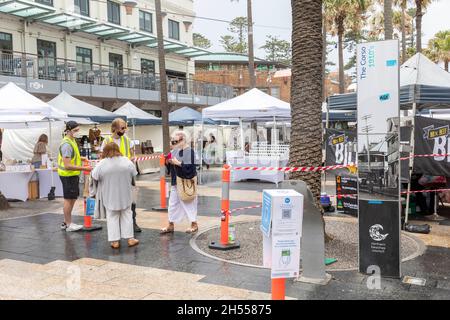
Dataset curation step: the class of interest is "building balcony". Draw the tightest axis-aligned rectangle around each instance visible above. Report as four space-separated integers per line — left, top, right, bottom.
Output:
0 51 234 105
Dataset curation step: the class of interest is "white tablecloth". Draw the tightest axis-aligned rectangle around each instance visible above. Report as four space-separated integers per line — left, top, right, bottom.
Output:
226 156 288 185
36 169 63 199
0 171 34 201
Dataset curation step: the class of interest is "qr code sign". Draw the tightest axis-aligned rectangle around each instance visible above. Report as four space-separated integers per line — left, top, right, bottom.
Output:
282 209 292 219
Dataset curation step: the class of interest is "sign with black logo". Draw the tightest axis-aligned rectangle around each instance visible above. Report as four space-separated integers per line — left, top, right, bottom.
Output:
359 199 400 278
414 116 450 177
336 175 358 216
325 128 357 175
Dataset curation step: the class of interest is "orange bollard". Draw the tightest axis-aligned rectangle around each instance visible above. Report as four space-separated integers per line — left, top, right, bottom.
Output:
209 164 240 251
271 278 286 300
152 153 168 211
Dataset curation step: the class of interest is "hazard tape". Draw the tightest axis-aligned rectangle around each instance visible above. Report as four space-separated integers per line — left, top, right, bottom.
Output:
88 154 161 164
231 164 356 172
229 204 262 213
400 153 450 161
402 188 450 194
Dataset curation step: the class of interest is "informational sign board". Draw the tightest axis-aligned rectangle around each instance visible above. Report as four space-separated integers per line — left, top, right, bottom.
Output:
261 189 303 279
359 200 400 278
414 116 450 177
357 40 401 278
325 128 357 175
336 175 358 216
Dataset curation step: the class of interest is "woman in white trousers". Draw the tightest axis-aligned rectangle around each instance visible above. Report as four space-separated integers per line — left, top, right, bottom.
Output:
160 130 198 234
92 142 139 249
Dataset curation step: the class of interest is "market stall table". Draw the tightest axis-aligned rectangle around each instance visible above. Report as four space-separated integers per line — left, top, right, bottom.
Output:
0 170 35 201
35 168 63 199
226 154 288 185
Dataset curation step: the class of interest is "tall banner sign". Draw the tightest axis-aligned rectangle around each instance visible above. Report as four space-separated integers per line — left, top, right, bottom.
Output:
414 116 450 177
325 128 357 175
357 40 401 278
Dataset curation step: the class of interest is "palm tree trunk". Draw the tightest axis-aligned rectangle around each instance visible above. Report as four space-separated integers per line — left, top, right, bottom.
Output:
247 0 256 88
415 0 423 53
291 0 330 241
401 1 406 62
384 0 393 40
337 17 345 94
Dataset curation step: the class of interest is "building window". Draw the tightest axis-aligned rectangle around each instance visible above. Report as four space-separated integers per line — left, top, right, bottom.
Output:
37 39 57 79
76 47 92 67
141 59 155 75
74 0 89 17
109 53 123 74
107 0 120 25
35 0 53 6
0 32 12 53
139 11 152 33
270 87 281 99
168 19 179 40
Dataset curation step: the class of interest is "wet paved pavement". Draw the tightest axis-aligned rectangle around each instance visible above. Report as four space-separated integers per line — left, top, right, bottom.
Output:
0 170 449 299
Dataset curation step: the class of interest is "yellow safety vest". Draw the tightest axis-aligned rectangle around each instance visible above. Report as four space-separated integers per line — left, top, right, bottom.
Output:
58 136 81 177
105 135 131 159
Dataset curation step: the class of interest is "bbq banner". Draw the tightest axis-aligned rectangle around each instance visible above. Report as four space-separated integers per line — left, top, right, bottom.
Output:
325 128 357 175
336 175 358 216
414 116 450 177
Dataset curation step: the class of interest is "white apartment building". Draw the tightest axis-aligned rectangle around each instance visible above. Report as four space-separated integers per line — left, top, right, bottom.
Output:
0 0 232 112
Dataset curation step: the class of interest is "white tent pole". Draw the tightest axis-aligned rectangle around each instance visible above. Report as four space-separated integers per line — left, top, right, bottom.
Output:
405 102 417 225
239 118 244 152
48 119 54 188
199 116 204 185
273 115 277 146
132 118 136 155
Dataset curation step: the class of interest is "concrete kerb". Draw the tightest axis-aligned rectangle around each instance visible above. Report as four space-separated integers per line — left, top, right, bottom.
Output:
190 217 427 273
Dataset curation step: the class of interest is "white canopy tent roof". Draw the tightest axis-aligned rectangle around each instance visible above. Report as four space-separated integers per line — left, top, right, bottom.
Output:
0 82 69 128
48 91 118 123
202 88 291 120
114 102 161 125
401 53 450 87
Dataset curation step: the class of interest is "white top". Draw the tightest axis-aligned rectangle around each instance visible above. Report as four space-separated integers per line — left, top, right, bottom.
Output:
91 156 138 211
202 88 291 119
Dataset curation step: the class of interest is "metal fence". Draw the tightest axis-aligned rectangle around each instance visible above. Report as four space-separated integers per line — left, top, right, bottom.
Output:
0 51 234 99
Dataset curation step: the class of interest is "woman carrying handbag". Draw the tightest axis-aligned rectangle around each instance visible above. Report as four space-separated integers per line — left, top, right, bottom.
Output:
160 130 199 235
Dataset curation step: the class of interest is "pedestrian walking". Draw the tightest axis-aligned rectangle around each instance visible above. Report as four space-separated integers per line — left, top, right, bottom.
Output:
160 130 198 234
58 121 92 232
92 142 139 249
101 118 142 233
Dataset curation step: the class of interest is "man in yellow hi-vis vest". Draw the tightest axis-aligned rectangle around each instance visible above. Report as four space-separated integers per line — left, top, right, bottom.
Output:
58 121 92 232
101 118 141 233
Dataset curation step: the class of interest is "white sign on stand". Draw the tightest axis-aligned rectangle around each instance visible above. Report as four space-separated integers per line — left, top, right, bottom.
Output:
261 189 303 279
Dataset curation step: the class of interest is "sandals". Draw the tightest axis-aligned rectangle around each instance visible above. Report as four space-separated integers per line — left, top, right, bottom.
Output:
186 223 199 234
160 225 175 234
127 238 140 247
111 241 120 249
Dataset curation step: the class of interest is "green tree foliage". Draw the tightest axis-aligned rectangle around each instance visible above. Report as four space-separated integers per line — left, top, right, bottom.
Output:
220 16 248 53
260 35 292 65
193 33 212 49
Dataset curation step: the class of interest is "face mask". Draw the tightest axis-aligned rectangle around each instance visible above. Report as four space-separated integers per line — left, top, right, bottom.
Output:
117 131 125 137
73 132 82 139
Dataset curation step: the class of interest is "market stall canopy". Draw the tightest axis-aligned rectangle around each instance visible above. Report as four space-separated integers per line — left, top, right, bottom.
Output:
328 53 450 110
48 91 119 123
321 102 356 122
202 88 290 119
0 82 54 123
169 106 216 125
114 102 161 125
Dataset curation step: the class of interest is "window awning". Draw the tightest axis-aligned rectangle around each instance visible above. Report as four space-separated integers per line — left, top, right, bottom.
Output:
38 13 96 29
0 0 54 18
0 0 211 58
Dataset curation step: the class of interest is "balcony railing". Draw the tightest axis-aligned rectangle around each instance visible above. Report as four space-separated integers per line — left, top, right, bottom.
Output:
0 51 234 99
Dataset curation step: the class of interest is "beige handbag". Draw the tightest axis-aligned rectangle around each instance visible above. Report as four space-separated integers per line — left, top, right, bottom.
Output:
176 176 197 202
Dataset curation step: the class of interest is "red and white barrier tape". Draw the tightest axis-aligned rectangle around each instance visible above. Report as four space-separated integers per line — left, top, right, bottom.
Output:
402 188 450 194
229 204 262 213
89 154 161 164
232 164 355 172
400 153 450 161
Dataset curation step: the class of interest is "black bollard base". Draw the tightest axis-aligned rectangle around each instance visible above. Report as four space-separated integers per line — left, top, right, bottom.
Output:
82 225 102 232
208 240 240 251
152 206 168 212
